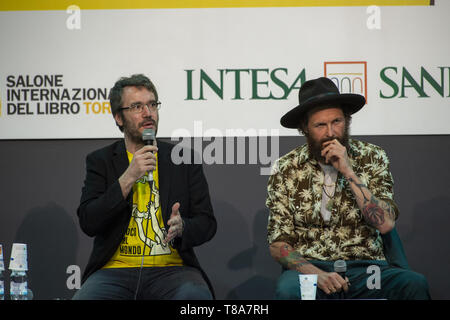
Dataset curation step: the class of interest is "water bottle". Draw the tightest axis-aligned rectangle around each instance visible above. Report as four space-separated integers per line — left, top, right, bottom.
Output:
9 243 29 300
0 270 4 300
0 244 5 300
10 270 28 300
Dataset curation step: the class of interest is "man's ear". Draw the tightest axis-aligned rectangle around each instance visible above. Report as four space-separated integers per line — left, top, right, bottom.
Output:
114 112 123 127
301 121 309 135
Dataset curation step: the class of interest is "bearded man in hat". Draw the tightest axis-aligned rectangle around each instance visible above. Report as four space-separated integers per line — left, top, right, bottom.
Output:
266 77 430 300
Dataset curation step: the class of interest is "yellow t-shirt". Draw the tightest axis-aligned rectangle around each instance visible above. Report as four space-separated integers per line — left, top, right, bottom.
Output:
103 151 183 268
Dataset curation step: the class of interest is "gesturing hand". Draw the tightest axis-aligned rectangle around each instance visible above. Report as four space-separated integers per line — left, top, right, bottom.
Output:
164 202 184 244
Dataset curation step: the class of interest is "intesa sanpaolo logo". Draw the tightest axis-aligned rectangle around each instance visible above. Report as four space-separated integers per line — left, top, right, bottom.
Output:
324 61 368 103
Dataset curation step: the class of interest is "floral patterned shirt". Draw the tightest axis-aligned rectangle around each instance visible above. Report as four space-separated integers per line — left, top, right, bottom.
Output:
266 139 399 261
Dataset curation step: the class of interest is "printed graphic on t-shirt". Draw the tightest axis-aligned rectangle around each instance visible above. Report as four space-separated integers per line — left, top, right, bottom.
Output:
128 176 171 256
103 152 183 268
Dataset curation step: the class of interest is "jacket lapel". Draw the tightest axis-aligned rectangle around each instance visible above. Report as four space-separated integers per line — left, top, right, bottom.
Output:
157 140 172 223
112 140 133 207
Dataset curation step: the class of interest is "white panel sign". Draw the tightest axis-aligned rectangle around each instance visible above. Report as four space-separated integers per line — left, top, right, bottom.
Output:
0 2 448 139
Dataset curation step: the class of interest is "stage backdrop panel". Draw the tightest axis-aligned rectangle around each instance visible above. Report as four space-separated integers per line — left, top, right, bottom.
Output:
1 1 449 139
0 136 449 300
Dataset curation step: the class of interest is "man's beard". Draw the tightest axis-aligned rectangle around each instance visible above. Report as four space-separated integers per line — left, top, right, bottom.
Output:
306 126 350 164
122 116 158 145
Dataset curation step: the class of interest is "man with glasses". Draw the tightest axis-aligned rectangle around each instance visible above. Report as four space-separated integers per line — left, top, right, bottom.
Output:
73 74 216 300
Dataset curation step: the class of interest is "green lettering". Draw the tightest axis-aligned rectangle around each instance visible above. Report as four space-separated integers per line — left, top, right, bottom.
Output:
379 67 399 99
287 69 306 96
270 68 289 99
401 67 427 98
185 69 195 100
200 69 224 100
225 69 250 100
251 69 270 99
420 67 445 97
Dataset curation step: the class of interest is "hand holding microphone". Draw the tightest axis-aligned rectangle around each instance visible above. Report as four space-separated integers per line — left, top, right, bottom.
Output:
317 260 350 296
118 129 157 198
127 143 157 182
333 260 350 298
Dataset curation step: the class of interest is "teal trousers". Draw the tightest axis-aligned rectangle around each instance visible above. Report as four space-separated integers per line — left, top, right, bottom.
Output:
276 260 431 300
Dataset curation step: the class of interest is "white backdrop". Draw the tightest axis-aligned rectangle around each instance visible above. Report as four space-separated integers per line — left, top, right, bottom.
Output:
0 1 448 139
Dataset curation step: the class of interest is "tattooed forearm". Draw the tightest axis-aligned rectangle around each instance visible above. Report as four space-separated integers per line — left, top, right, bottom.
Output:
278 244 312 270
362 195 385 227
270 242 325 274
347 177 370 202
347 177 395 229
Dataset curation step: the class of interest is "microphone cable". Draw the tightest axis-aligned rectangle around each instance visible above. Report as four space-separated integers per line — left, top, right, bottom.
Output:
133 177 154 300
134 128 156 300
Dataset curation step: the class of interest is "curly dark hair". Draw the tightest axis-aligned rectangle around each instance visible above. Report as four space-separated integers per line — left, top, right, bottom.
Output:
108 74 159 132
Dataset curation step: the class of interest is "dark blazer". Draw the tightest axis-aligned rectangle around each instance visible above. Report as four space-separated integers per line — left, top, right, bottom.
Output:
77 139 217 296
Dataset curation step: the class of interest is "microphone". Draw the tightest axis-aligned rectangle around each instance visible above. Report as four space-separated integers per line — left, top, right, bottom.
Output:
142 128 155 145
142 128 155 182
333 259 347 299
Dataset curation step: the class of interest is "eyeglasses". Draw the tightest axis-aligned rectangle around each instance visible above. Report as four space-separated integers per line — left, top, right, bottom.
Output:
120 101 161 113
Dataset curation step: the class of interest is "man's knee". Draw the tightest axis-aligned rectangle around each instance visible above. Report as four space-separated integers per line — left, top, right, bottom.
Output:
275 270 301 300
391 270 431 300
173 282 212 300
405 272 430 299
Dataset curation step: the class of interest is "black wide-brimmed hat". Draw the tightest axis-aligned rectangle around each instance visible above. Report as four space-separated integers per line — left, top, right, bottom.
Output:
280 77 366 129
